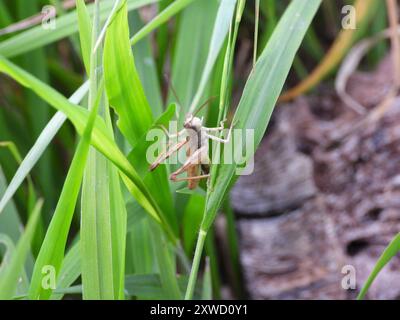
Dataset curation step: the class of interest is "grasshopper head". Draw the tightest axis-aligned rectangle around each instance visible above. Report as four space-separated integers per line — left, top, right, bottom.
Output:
184 114 203 130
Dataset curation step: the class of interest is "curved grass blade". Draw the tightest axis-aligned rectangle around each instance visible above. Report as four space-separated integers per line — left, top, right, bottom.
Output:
357 233 400 300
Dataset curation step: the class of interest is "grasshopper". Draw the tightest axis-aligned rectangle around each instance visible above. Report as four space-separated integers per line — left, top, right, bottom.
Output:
149 105 233 190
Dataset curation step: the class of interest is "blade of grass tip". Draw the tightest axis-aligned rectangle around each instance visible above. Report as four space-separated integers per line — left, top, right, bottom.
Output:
130 0 197 46
28 74 103 300
188 0 237 114
0 199 43 300
0 0 160 58
0 82 89 215
186 0 322 300
358 233 400 300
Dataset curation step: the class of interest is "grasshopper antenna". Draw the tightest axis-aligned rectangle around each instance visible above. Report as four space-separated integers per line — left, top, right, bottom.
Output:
193 96 218 116
164 73 183 119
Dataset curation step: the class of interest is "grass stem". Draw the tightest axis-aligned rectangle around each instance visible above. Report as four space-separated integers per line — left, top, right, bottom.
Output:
185 229 207 300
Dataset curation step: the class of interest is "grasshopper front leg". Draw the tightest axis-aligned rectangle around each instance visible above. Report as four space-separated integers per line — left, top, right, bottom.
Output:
149 139 188 171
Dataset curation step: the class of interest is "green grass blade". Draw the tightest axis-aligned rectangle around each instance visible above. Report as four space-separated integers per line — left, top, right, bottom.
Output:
80 0 114 300
104 1 153 146
129 10 163 116
130 0 196 46
149 221 182 299
188 0 236 113
28 67 104 300
203 0 322 231
169 0 219 118
0 167 26 245
357 233 400 300
0 234 29 296
104 0 176 234
182 194 204 254
76 0 92 74
186 0 322 300
0 83 89 216
51 240 81 300
201 257 212 300
0 0 160 58
0 56 172 241
0 199 43 300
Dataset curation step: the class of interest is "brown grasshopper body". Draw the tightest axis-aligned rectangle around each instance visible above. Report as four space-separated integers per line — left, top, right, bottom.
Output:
149 114 232 190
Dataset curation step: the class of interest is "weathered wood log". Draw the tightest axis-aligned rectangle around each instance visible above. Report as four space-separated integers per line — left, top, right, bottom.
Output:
232 56 400 299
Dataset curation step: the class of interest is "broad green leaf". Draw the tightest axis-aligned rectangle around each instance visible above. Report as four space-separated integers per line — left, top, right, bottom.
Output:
358 233 400 300
0 200 42 300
